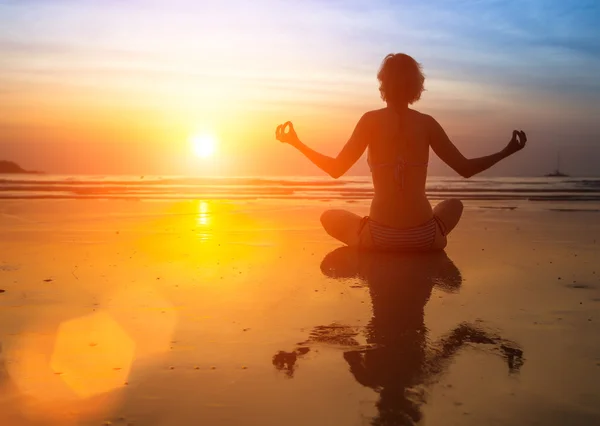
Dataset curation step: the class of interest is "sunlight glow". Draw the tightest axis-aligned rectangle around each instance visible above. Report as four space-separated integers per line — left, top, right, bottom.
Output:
196 200 211 241
191 134 217 159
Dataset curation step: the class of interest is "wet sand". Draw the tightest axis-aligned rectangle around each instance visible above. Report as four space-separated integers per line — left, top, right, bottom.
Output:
1 199 599 425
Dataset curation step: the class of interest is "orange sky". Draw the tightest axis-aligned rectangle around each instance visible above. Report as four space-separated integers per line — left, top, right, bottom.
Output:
1 0 599 176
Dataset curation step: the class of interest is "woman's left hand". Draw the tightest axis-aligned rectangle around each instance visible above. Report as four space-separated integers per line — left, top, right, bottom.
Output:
502 130 527 157
275 121 300 145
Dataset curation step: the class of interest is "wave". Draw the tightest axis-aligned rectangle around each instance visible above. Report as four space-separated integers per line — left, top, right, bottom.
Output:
1 175 600 202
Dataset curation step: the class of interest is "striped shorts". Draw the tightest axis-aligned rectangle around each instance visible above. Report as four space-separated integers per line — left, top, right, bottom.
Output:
359 216 446 251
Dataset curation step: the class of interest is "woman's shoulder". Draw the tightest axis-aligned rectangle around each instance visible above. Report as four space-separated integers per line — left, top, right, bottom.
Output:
407 107 429 118
411 109 435 123
366 107 430 118
355 109 385 130
362 108 386 119
361 108 391 126
362 108 436 130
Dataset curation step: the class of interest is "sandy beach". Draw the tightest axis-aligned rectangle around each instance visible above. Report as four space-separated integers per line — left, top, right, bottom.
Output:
2 0 599 423
1 198 599 425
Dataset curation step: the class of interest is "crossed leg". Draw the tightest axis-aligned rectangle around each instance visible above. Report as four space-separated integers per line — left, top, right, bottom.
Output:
320 209 364 247
320 198 464 250
430 198 464 250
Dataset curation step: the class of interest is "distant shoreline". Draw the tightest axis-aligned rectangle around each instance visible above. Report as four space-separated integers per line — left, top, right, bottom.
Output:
0 171 44 175
0 160 43 174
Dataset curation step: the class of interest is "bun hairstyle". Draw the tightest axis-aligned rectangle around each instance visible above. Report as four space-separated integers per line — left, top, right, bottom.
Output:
377 53 425 105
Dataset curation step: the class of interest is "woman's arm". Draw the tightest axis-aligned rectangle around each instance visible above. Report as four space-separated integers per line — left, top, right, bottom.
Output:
427 115 527 178
275 115 370 179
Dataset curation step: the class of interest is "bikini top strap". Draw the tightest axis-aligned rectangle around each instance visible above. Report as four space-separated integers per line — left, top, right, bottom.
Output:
368 109 428 190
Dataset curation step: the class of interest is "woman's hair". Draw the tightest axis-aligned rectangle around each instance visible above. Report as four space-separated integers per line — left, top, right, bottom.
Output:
377 53 425 105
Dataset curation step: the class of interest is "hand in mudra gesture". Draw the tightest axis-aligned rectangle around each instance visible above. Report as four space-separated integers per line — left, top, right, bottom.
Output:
503 130 527 156
275 121 300 145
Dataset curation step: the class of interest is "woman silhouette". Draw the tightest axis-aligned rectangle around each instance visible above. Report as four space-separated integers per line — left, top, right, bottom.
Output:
275 53 527 250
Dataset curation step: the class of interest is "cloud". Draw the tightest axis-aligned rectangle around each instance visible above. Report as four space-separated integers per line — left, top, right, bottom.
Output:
1 0 599 174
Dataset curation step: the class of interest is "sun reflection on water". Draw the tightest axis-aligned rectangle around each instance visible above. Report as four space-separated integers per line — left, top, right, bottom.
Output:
196 200 211 241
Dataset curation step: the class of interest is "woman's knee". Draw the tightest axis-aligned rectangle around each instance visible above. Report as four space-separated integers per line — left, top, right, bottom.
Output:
447 198 464 217
435 198 463 215
434 198 464 235
319 209 362 245
320 209 337 228
320 209 345 236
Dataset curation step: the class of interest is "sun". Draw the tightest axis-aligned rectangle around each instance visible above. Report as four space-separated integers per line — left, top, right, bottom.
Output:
191 134 217 158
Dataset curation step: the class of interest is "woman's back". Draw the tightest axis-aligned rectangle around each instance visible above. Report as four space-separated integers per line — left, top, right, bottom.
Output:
274 52 527 249
368 107 433 228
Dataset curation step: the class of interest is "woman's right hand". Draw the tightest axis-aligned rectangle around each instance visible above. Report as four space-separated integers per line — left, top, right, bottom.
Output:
502 130 527 157
275 121 300 146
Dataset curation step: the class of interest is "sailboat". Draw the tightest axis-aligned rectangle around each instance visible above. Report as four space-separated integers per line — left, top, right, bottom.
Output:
545 149 569 177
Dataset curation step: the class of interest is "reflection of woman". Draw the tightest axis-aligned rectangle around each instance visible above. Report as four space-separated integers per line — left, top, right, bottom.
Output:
275 53 527 250
275 248 524 425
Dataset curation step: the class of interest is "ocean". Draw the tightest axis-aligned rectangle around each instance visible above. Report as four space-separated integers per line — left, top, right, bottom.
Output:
1 175 600 202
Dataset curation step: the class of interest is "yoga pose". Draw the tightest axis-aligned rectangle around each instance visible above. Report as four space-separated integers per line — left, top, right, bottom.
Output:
275 53 527 250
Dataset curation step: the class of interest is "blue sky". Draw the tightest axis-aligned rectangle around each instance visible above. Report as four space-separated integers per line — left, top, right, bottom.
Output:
1 0 599 175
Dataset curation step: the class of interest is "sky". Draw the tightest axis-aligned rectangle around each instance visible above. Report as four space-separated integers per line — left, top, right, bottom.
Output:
1 0 599 176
